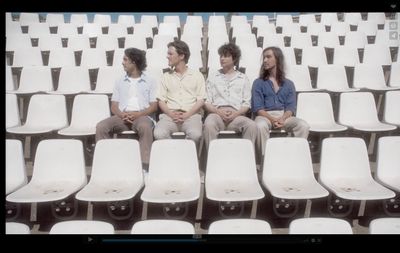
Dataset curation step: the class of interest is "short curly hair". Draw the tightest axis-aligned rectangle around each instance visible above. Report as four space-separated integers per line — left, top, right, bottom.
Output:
218 43 241 66
124 47 147 72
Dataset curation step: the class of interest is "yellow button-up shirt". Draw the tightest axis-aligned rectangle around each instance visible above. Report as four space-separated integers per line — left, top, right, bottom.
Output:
157 68 206 112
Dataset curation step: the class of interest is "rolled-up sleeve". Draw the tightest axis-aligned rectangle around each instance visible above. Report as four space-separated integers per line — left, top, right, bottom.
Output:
205 77 214 104
242 75 251 108
251 80 265 113
156 74 168 102
284 81 297 114
149 77 158 103
196 72 206 100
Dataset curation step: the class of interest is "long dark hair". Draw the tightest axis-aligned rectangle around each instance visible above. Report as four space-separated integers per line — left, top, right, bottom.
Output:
259 46 286 85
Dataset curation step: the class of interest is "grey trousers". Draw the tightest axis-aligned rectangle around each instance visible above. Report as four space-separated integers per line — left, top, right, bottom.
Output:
95 115 154 164
154 113 203 147
255 111 310 157
203 113 258 151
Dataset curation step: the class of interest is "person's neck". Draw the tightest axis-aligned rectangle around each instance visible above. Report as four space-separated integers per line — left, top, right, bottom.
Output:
174 62 187 74
269 67 277 79
127 69 141 79
222 66 235 75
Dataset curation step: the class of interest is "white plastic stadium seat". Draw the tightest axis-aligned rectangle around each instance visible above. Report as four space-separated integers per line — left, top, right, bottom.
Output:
285 65 322 92
9 66 54 95
353 61 398 91
208 219 272 234
6 93 20 129
296 92 348 133
12 48 43 67
376 136 400 192
206 139 264 202
289 218 353 234
7 139 87 203
316 64 359 92
50 220 114 234
89 66 125 95
76 139 144 202
48 66 91 95
301 46 328 68
338 92 397 132
58 94 110 136
389 63 400 88
6 66 15 92
7 94 68 135
263 138 328 199
131 220 194 234
141 140 201 203
383 91 400 127
6 139 28 195
6 222 30 234
369 218 400 234
262 138 328 217
319 137 395 201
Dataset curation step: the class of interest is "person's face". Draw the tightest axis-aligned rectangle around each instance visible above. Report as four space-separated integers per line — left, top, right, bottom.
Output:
167 46 184 67
122 55 135 73
219 53 235 69
263 49 277 71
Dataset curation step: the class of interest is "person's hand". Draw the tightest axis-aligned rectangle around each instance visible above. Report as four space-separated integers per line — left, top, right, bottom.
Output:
126 111 142 123
273 117 285 128
217 108 234 123
170 111 183 123
120 112 131 122
270 117 281 129
224 109 239 123
179 112 190 122
215 108 226 120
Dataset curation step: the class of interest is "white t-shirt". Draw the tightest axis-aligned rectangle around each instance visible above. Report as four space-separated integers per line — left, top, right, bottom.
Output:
125 77 141 111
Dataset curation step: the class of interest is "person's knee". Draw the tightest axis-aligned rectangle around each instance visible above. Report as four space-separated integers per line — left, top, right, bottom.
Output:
295 120 310 138
96 119 108 133
298 120 310 132
186 130 202 143
153 127 169 140
256 119 269 132
203 120 218 133
136 119 153 133
247 121 258 132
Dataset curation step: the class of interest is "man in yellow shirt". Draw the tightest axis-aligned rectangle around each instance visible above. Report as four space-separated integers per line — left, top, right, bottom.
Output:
154 40 206 151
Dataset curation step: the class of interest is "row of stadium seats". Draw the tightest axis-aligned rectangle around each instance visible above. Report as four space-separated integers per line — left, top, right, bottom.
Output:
6 137 400 231
6 91 400 137
6 12 396 28
6 217 400 234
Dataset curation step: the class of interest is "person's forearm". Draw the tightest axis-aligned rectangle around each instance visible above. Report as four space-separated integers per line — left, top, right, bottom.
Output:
257 109 276 122
158 100 173 116
204 102 218 113
139 102 158 117
281 110 293 121
185 99 205 117
236 106 249 116
111 103 123 118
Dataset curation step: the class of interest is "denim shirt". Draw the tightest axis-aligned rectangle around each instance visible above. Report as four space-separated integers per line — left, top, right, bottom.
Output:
251 78 297 114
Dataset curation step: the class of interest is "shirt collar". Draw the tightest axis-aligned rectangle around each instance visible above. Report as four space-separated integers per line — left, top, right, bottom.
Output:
216 69 244 79
123 73 147 83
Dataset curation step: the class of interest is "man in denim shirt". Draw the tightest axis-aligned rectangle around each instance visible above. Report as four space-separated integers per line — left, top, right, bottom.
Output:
251 46 309 159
